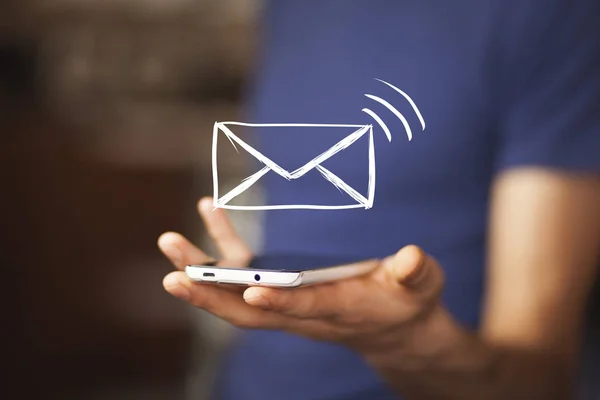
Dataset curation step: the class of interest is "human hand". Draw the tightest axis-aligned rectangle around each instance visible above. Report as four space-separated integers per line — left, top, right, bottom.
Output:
158 197 447 361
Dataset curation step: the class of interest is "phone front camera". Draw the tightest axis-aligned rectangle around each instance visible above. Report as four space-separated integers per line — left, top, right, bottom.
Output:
254 274 261 282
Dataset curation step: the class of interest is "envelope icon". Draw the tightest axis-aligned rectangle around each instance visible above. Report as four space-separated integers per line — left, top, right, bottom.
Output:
212 122 376 210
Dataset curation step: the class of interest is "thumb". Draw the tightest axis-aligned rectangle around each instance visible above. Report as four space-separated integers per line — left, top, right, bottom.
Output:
385 245 444 293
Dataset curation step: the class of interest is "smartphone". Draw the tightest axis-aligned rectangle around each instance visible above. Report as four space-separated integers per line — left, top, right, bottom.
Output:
185 254 378 288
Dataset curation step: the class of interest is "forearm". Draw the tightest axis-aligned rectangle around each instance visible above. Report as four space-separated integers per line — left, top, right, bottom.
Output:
366 306 576 400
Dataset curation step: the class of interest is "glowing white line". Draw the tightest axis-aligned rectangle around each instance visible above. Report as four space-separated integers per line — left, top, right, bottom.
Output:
211 77 425 211
218 204 365 210
361 108 391 142
367 128 375 209
216 122 365 128
214 166 271 208
316 165 370 207
224 131 239 153
212 123 219 208
364 94 414 141
375 78 425 130
217 123 293 180
212 123 375 210
289 126 370 178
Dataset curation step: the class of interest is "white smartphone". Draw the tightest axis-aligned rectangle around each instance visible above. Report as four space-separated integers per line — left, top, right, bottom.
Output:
185 254 378 288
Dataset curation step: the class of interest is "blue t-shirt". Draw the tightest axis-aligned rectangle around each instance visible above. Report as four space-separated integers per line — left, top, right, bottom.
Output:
214 1 600 399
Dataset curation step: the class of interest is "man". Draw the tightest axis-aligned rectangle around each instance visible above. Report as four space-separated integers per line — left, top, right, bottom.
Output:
159 0 600 399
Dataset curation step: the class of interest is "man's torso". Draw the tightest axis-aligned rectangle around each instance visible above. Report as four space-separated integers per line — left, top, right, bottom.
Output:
216 1 499 399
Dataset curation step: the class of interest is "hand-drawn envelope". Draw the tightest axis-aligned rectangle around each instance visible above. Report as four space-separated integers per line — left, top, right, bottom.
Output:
212 122 375 210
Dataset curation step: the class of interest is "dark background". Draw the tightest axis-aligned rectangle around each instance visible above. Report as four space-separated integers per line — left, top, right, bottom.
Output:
1 1 258 398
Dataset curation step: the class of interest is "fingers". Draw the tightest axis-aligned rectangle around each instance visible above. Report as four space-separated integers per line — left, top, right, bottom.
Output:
163 271 289 329
164 271 345 341
158 231 213 270
159 196 252 264
243 286 322 318
384 245 444 296
242 247 445 322
198 197 252 261
243 280 363 321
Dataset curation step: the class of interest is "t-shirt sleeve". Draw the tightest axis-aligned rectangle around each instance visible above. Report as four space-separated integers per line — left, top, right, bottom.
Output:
493 0 600 173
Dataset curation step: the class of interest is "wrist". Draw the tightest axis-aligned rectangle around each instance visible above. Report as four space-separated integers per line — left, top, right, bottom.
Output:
364 304 482 372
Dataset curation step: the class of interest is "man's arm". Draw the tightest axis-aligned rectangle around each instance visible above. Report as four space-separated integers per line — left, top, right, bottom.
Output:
369 168 600 399
156 170 599 400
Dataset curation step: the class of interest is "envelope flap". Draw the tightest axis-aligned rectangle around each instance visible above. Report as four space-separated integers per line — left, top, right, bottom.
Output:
217 123 370 179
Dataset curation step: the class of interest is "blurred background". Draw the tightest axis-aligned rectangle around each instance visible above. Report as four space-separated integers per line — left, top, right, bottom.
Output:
1 0 263 398
2 1 599 399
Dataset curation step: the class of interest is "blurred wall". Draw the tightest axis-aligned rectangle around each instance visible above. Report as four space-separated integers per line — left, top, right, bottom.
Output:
1 1 262 399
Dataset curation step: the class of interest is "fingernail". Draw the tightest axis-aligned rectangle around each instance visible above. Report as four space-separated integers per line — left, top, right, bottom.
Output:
164 274 190 301
400 247 427 286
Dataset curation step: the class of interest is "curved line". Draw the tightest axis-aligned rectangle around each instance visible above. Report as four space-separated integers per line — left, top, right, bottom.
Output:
365 94 413 141
361 108 391 142
374 78 425 130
